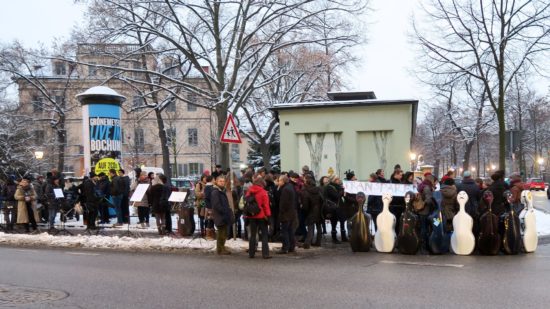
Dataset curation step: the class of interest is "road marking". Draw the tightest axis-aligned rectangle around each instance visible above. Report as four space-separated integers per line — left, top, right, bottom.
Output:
379 260 464 268
65 252 100 256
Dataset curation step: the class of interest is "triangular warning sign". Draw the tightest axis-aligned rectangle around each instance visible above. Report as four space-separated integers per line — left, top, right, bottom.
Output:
220 114 242 144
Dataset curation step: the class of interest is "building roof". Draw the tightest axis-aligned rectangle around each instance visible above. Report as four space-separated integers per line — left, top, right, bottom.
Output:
271 98 418 110
270 97 419 136
327 91 377 101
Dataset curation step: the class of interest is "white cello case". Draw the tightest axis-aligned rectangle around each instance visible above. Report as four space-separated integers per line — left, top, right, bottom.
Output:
451 191 475 255
519 190 538 253
374 192 396 253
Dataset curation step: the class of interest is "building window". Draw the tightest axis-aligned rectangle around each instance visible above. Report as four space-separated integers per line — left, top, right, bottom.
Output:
166 127 176 144
188 128 198 146
188 163 203 176
31 95 43 112
88 62 97 77
166 101 176 112
53 62 66 76
53 90 63 104
133 96 144 108
34 130 45 144
132 61 142 79
134 128 145 151
187 93 199 111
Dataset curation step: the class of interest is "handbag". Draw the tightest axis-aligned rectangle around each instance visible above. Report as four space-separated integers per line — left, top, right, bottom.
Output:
74 202 83 215
413 193 425 212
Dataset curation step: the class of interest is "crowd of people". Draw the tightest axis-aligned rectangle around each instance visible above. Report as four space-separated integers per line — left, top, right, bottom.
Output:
197 164 532 257
0 163 532 257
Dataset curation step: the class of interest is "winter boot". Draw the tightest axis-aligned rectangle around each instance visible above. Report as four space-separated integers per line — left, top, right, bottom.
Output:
332 233 341 244
206 228 216 240
341 230 349 242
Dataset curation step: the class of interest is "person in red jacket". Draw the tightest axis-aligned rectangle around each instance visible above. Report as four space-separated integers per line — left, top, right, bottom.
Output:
245 176 272 259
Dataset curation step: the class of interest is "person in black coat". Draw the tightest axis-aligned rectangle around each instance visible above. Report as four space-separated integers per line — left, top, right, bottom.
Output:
301 178 324 248
456 171 481 236
389 169 405 234
211 175 233 255
97 173 111 224
277 175 298 254
81 173 100 230
326 177 345 243
367 169 388 230
486 171 508 216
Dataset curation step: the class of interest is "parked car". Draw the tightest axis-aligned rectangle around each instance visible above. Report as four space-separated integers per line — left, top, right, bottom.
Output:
171 178 196 207
526 178 545 191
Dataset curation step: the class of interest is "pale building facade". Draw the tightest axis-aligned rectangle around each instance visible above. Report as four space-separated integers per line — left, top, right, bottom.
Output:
272 92 418 180
17 43 249 177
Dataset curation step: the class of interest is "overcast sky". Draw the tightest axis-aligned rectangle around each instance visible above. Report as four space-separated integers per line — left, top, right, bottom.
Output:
0 0 546 109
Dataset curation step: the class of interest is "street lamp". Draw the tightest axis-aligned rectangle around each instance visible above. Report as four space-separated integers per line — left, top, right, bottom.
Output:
471 166 476 178
409 153 416 171
538 157 544 178
491 164 496 171
34 151 44 176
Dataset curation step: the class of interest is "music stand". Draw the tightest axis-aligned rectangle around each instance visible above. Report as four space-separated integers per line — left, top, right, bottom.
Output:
120 202 140 238
54 207 74 236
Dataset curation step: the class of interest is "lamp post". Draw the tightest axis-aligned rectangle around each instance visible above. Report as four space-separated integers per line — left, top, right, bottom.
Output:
410 153 417 172
538 157 544 179
471 166 476 178
34 151 44 176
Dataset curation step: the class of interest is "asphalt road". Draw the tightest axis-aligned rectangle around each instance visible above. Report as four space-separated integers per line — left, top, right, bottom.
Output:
1 241 550 309
532 190 550 213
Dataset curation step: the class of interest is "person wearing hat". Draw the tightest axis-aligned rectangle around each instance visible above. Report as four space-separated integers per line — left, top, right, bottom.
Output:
14 177 39 233
508 173 525 213
44 176 64 231
96 172 111 224
326 176 346 243
212 164 223 179
81 172 100 230
32 175 48 223
456 170 481 220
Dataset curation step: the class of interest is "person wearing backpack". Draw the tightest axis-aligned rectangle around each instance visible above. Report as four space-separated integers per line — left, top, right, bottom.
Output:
2 178 18 232
244 176 272 259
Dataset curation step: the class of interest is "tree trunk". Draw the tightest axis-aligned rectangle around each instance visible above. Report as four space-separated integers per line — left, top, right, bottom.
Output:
497 107 506 170
154 109 172 180
56 127 66 173
462 140 475 172
259 142 272 171
434 158 440 178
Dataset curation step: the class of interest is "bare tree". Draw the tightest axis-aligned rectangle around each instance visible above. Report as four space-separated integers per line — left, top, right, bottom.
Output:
0 41 78 172
413 0 550 170
78 0 369 168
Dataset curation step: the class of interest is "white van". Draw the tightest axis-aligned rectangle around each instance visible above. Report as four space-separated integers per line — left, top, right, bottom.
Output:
128 166 165 181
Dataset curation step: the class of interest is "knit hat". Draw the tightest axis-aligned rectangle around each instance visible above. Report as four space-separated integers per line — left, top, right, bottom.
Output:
463 171 472 178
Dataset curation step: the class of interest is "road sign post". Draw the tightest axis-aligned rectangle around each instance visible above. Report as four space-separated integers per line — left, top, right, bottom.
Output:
220 114 241 240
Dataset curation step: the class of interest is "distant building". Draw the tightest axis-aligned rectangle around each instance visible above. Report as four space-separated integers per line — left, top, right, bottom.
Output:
271 91 418 179
17 43 249 177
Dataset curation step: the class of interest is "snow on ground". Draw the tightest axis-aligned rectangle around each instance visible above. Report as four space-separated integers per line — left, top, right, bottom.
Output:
0 232 282 253
535 209 550 236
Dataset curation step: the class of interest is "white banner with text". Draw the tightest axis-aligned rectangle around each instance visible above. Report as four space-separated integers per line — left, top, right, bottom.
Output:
343 181 416 197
